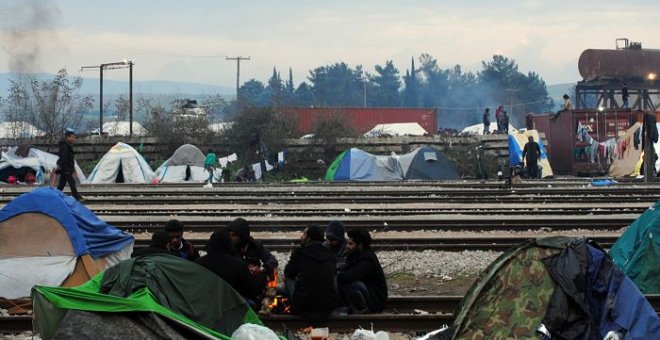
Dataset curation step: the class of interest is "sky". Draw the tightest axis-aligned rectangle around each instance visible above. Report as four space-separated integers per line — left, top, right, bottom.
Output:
1 0 659 88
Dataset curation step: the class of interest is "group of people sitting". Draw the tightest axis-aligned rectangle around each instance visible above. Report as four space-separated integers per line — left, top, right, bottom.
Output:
132 218 388 324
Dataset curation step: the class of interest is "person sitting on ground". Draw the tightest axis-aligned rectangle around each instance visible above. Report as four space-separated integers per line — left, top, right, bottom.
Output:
165 219 200 261
284 225 337 324
131 230 174 258
324 220 349 273
227 218 279 296
337 229 388 314
196 229 259 303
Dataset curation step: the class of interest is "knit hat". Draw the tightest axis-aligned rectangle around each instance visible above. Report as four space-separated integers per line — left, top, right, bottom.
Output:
325 220 345 241
227 218 250 241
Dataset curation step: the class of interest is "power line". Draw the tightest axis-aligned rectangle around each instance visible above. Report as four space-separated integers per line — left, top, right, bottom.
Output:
226 56 251 106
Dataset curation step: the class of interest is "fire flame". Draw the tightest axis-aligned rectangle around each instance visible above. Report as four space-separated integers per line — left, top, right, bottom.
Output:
267 271 278 289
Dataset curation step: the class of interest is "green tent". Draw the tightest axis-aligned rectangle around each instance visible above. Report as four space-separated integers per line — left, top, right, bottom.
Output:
324 150 347 181
610 201 660 294
32 254 262 339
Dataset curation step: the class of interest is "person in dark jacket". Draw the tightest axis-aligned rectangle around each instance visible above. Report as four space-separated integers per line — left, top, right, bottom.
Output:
165 219 200 261
196 229 259 303
227 218 279 295
482 108 490 135
522 135 542 179
500 111 510 134
131 231 174 258
57 131 83 201
337 229 387 314
324 220 348 272
284 225 337 324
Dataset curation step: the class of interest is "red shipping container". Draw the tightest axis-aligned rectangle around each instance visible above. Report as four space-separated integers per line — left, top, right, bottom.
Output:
280 107 438 135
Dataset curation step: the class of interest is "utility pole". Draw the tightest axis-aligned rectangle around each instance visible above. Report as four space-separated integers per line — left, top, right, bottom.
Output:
644 112 654 183
226 56 250 110
81 61 133 136
129 61 133 137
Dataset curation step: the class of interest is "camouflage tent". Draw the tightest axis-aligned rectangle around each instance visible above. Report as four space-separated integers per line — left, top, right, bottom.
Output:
437 237 660 339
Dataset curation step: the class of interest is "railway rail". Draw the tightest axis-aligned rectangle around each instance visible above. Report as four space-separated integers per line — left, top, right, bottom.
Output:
3 295 659 333
133 236 621 252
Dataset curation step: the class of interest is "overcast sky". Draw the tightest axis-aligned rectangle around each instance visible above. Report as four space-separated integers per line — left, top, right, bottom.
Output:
1 0 658 87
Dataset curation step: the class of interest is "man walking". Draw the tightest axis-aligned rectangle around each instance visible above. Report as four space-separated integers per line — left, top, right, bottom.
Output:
522 136 542 179
57 131 83 201
204 149 217 183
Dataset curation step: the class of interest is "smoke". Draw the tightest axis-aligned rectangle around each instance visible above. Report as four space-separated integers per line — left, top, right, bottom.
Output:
2 0 61 74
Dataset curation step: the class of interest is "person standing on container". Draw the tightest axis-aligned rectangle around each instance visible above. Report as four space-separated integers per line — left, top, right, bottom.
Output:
622 83 629 109
501 111 510 134
482 108 491 135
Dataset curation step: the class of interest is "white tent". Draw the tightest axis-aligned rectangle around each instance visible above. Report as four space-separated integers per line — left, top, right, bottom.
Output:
0 147 86 184
91 121 147 136
461 122 518 135
0 121 45 139
209 122 233 133
86 142 156 184
364 122 428 137
155 144 216 183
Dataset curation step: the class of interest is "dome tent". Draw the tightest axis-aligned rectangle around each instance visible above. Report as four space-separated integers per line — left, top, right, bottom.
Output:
396 146 461 180
0 146 86 184
155 144 215 183
33 254 263 339
0 188 134 300
86 142 156 184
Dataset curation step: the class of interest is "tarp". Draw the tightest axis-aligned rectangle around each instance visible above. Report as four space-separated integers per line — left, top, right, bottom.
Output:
508 129 554 177
155 144 212 183
609 123 660 177
610 201 660 294
461 122 518 135
397 146 461 180
364 122 428 137
0 256 76 299
0 188 134 258
86 142 156 184
0 146 86 183
32 255 263 340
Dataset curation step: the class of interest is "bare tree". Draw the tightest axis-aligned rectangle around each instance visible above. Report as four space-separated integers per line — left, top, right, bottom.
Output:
2 69 93 142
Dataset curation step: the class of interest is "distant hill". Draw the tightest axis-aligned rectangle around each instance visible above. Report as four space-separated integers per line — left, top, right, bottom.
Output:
0 72 235 96
547 83 575 110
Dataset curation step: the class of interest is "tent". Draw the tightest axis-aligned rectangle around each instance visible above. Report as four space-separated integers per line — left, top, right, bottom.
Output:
0 188 134 300
364 122 428 137
508 129 554 178
0 121 45 139
435 237 660 339
91 121 148 136
610 201 660 294
325 148 403 181
32 254 262 339
608 122 660 177
325 147 460 181
155 144 215 183
461 122 518 135
86 142 156 184
0 146 86 184
396 146 461 180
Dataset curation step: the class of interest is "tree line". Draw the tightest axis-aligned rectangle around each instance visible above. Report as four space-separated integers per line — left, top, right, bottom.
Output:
237 54 554 129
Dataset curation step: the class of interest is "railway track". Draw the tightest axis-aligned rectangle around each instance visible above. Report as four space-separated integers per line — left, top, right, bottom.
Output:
133 236 622 252
3 295 659 333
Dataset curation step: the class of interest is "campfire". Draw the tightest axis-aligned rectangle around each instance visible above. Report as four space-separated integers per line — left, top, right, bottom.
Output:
259 272 291 314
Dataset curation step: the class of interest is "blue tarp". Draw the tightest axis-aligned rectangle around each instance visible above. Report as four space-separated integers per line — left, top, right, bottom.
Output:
0 188 133 258
508 135 550 166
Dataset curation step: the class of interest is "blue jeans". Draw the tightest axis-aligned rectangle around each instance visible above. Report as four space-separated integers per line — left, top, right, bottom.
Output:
339 281 372 314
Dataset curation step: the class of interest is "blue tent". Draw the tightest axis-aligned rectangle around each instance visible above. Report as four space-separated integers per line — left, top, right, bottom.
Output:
325 148 402 181
0 188 133 258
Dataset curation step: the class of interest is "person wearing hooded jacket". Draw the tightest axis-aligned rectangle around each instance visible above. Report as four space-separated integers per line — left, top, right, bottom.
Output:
196 229 259 303
324 220 348 273
227 218 279 295
285 225 337 324
337 229 388 314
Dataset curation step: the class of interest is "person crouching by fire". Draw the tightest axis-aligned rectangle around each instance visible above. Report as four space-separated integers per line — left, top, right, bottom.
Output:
284 225 338 325
227 218 279 302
